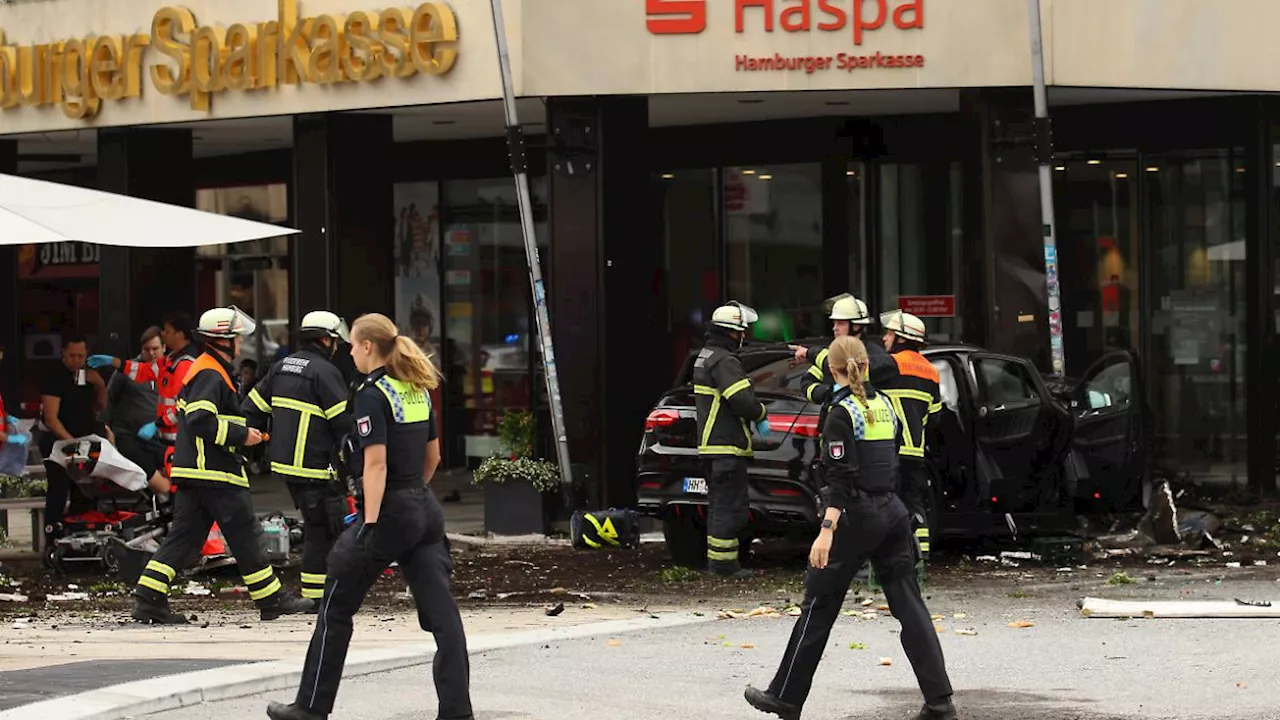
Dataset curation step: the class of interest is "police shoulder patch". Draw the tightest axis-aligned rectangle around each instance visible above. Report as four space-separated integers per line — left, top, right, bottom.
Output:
828 440 845 460
356 416 372 437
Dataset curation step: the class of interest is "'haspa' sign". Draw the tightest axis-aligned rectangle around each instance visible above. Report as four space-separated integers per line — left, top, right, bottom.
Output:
646 0 926 74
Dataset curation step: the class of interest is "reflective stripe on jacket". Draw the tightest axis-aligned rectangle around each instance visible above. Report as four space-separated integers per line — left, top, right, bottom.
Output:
169 352 251 487
242 347 352 481
877 350 941 459
691 336 766 457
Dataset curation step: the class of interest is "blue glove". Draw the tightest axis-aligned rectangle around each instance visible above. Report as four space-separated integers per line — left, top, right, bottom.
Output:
137 421 158 441
6 434 27 446
755 418 772 438
5 416 16 428
86 354 115 369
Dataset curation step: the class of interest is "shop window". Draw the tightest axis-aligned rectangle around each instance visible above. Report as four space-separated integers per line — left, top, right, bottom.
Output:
1052 154 1140 377
441 177 548 465
194 184 291 370
723 163 825 343
1145 150 1247 487
656 169 719 379
875 162 963 342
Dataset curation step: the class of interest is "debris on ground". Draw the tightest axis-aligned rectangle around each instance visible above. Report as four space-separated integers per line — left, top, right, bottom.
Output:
1080 596 1280 619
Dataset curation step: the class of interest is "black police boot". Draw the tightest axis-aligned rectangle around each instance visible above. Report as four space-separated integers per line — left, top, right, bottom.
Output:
260 591 315 621
708 560 755 580
744 686 801 720
911 699 959 720
266 701 326 720
132 596 190 625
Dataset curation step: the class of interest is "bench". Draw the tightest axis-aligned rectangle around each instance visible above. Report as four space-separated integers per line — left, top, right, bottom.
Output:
0 498 46 553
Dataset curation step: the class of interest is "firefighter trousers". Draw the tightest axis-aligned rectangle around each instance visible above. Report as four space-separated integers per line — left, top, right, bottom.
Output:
135 482 286 607
767 492 952 710
705 456 749 572
286 480 348 601
898 458 931 560
296 485 472 718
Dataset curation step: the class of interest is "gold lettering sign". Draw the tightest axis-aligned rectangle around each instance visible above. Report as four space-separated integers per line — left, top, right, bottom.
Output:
0 0 459 120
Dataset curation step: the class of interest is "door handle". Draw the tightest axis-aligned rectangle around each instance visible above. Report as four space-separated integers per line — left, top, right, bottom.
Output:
992 404 1007 412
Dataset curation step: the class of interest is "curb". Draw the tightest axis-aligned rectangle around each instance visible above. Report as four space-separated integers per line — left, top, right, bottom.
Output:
0 612 715 720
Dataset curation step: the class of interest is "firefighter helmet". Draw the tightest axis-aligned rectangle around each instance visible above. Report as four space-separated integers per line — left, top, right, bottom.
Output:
829 295 871 324
710 301 759 332
197 306 257 339
299 310 351 343
881 309 928 342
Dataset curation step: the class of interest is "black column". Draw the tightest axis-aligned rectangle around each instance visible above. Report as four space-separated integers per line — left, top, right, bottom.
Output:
1245 99 1276 496
290 113 394 336
547 96 656 508
96 128 195 358
0 140 17 409
960 89 1048 367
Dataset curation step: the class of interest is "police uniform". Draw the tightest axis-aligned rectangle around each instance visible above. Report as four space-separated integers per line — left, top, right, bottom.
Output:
281 368 471 720
692 328 766 575
243 347 352 602
133 349 310 622
747 389 955 720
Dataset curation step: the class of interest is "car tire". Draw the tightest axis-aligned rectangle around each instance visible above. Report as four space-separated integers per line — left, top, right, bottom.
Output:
662 512 707 569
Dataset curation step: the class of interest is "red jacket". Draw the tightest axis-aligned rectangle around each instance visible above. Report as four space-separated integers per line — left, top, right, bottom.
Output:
128 344 198 442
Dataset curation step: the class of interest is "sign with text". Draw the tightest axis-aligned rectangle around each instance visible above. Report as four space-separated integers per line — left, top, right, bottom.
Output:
646 0 926 74
17 242 101 279
898 294 954 317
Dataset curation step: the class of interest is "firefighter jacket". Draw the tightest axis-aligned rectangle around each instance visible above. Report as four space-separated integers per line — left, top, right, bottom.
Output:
169 351 251 488
820 388 901 510
877 349 942 459
242 347 351 482
799 336 897 406
155 343 199 442
692 332 766 457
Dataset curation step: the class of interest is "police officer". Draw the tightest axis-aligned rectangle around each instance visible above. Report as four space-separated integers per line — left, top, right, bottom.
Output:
693 301 768 579
745 335 956 720
877 310 942 566
792 293 896 408
243 311 354 608
132 306 312 624
268 313 471 720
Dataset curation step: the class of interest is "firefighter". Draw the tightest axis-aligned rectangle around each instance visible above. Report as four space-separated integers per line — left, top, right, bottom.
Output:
269 313 471 720
791 293 896 408
132 306 312 624
877 310 942 567
693 301 768 579
745 335 956 720
243 311 354 608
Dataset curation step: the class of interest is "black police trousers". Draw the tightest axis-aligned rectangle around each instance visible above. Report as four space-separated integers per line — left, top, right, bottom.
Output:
135 482 287 607
296 485 472 718
286 480 348 601
767 492 952 709
705 456 749 570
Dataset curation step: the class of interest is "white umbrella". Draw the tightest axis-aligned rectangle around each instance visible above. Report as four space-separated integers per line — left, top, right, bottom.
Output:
0 172 298 247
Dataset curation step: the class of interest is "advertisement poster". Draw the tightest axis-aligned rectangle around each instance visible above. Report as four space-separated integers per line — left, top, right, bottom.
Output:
392 182 445 442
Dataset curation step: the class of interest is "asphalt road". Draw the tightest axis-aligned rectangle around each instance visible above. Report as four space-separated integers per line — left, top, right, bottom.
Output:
145 575 1280 720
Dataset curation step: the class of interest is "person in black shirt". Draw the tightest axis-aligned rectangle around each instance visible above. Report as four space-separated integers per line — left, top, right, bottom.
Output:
40 334 110 541
268 313 471 720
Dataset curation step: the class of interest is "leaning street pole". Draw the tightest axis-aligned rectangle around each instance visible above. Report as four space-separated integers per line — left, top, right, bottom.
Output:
1026 0 1066 378
486 0 574 488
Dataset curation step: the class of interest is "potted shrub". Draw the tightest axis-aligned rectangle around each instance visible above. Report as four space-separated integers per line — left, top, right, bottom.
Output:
472 410 561 536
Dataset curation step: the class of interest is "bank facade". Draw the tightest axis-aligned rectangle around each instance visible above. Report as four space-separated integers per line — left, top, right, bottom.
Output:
2 0 1278 503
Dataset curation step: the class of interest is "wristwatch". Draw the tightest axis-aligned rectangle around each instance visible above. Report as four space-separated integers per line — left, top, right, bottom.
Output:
820 518 836 530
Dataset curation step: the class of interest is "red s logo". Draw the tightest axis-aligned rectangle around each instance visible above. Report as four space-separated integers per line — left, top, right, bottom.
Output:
646 0 707 34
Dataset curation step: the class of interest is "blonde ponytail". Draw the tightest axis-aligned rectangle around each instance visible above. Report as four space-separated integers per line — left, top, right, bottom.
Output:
351 313 440 391
829 335 872 422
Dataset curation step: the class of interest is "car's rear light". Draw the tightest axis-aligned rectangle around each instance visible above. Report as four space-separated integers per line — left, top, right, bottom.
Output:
769 488 802 497
1093 492 1101 499
767 414 820 438
640 481 661 490
645 409 680 431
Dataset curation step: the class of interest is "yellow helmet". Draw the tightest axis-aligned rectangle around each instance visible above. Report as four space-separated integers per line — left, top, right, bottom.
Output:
880 309 927 342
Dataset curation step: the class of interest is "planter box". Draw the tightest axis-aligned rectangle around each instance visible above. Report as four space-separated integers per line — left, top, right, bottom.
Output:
483 480 546 536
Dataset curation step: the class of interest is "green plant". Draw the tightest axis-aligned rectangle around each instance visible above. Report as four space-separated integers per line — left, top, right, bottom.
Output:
0 475 45 498
496 410 536 459
473 455 561 493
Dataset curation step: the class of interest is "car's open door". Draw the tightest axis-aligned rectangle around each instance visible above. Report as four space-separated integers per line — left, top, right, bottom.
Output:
1067 350 1147 509
967 352 1069 513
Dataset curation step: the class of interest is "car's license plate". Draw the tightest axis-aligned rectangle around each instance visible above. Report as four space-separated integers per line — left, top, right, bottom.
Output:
683 477 707 494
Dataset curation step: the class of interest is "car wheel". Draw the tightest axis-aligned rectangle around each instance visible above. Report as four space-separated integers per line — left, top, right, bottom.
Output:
662 512 707 569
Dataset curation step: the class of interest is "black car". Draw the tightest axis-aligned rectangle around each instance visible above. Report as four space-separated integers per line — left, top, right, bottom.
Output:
635 340 1148 566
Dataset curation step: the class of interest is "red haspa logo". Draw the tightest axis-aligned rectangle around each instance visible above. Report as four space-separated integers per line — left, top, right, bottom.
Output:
647 0 707 35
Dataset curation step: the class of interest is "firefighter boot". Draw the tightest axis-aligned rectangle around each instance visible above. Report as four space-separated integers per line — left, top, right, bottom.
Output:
911 699 959 720
709 560 754 579
260 591 315 621
266 701 326 720
744 686 801 720
131 596 190 625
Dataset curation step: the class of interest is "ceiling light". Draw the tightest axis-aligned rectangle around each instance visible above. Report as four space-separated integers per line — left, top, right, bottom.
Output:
1115 173 1129 179
1235 167 1246 173
1146 166 1159 172
758 174 773 180
742 169 757 175
737 98 765 104
1054 166 1066 171
846 170 857 176
1087 159 1101 165
661 173 674 179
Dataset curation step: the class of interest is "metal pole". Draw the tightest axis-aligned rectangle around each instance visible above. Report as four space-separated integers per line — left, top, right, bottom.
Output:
1027 0 1066 377
487 0 574 488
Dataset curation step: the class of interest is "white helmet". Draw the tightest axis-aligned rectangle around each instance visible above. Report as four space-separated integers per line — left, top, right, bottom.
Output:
197 305 256 339
710 301 759 332
830 294 871 325
881 309 928 342
299 310 350 343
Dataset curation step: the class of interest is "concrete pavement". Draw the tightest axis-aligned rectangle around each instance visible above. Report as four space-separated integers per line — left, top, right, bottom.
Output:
140 578 1280 720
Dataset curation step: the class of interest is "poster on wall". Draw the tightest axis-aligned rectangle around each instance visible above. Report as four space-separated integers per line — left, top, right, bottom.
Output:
392 182 443 357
